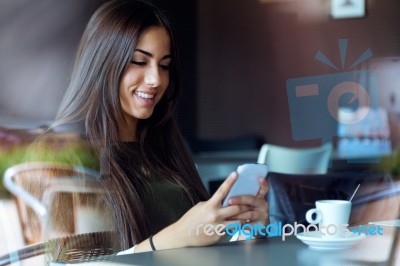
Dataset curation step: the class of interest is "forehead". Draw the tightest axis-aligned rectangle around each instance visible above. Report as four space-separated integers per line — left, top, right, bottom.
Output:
135 26 171 54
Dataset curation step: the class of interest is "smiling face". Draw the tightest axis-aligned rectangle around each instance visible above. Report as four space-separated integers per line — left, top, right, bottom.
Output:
118 26 171 141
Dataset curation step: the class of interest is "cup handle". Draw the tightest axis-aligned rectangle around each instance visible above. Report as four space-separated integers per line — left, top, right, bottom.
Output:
306 208 321 224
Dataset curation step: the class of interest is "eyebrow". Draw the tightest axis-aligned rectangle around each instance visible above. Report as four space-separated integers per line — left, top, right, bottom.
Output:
134 49 171 60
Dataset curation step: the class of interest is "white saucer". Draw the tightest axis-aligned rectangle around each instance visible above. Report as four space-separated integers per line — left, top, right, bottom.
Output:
296 231 366 250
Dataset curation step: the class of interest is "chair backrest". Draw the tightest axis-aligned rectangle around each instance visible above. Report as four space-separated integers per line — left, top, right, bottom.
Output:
0 231 117 266
257 142 333 174
46 231 117 263
3 162 102 244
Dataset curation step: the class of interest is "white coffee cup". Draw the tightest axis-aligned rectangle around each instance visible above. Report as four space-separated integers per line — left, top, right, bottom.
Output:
305 200 351 238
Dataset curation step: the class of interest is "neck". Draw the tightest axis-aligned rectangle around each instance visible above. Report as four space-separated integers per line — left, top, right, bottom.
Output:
118 118 138 142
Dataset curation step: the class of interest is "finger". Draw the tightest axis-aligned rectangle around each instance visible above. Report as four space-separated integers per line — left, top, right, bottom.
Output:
228 210 258 221
229 195 267 208
256 178 269 199
229 198 268 220
221 220 245 227
209 172 237 206
228 195 256 206
229 211 268 224
218 204 253 219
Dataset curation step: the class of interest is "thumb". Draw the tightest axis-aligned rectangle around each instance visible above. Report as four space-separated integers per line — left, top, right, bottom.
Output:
209 171 237 206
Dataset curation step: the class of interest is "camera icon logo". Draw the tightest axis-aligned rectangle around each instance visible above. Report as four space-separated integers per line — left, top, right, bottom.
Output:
286 39 386 162
327 80 370 125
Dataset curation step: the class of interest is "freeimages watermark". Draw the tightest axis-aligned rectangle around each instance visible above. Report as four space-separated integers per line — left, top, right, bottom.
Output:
188 221 384 241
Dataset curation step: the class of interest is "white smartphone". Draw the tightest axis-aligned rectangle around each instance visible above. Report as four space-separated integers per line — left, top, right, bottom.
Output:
222 163 269 208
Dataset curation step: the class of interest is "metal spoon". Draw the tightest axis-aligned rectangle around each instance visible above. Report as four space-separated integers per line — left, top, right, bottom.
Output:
349 184 361 202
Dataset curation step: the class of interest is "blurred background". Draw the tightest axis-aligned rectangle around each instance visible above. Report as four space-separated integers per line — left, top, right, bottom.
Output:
0 0 399 146
1 1 400 262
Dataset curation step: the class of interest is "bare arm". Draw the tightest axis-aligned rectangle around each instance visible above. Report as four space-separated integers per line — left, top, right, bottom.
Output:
135 171 264 252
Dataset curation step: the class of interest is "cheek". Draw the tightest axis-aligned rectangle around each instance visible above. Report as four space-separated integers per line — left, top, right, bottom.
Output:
156 86 168 104
159 75 170 97
119 85 131 111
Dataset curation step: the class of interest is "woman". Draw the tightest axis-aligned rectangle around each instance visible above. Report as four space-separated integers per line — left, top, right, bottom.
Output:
48 0 269 253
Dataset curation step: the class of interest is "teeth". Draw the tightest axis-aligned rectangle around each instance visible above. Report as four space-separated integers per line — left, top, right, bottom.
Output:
136 91 155 99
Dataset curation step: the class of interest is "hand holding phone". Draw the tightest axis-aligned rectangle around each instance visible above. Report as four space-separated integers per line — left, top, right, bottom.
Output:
222 163 268 208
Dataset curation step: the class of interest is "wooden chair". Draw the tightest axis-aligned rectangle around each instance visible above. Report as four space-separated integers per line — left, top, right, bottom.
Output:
3 162 107 244
0 231 117 265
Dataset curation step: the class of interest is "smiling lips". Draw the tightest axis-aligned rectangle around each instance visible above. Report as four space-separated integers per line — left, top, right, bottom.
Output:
135 91 155 99
134 91 157 106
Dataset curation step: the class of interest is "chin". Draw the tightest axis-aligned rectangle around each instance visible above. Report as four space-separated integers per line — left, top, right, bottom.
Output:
127 107 156 121
135 112 154 120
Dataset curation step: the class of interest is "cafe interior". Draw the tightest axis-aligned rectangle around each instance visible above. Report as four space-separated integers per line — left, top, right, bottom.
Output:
1 0 400 265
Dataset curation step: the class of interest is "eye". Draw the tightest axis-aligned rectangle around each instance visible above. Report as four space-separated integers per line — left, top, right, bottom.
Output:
159 59 171 71
130 60 146 66
160 64 170 71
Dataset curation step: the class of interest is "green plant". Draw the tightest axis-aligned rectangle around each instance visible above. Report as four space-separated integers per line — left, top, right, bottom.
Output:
371 149 400 180
0 141 100 197
389 149 400 179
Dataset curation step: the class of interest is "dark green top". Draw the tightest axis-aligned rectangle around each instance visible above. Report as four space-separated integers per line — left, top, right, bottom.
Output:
144 180 193 235
116 142 193 235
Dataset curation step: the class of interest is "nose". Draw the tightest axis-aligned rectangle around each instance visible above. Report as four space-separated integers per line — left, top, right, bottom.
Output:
144 66 161 87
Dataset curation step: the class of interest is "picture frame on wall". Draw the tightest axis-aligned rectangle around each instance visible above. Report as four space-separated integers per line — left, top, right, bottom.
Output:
331 0 366 19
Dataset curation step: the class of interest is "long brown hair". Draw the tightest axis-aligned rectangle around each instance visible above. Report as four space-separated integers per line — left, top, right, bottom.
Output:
51 0 209 250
